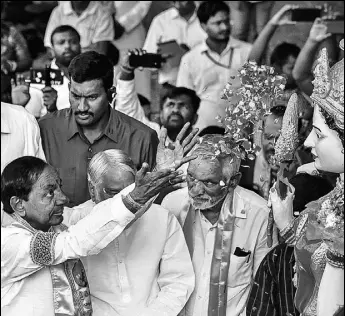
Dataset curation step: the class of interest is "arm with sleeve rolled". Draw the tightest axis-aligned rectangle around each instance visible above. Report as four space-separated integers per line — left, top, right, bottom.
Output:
115 1 152 33
1 186 136 284
139 212 195 316
114 54 160 134
248 4 297 64
292 18 331 96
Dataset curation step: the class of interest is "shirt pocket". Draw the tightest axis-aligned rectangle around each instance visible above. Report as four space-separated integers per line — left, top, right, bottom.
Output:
227 254 252 292
57 167 76 204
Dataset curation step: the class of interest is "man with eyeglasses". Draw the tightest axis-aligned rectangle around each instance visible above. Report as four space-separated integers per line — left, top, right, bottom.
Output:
162 134 277 316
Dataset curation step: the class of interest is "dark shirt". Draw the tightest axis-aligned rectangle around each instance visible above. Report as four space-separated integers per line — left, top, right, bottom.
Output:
246 243 300 316
39 107 159 206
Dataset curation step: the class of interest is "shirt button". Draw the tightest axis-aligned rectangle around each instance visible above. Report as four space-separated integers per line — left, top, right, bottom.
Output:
88 147 92 152
119 260 123 264
197 295 202 300
123 295 130 303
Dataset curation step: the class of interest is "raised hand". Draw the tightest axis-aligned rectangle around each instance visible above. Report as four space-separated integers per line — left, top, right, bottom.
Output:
42 86 58 112
156 122 199 170
267 181 295 232
269 4 298 26
129 163 185 205
309 18 332 43
11 75 31 106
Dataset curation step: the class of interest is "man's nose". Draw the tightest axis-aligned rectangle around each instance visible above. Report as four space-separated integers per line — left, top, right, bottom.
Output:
190 181 205 196
56 188 69 205
77 98 89 112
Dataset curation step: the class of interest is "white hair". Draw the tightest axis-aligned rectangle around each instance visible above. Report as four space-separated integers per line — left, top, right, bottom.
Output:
87 150 136 186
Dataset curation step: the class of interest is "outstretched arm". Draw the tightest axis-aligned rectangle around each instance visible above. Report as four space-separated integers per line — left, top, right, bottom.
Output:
248 5 296 64
292 18 331 96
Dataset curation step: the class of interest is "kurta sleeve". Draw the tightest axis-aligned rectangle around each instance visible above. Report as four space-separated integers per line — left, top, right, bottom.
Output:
1 186 135 284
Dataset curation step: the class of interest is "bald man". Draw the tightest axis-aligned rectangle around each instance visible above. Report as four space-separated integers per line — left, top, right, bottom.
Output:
162 134 278 316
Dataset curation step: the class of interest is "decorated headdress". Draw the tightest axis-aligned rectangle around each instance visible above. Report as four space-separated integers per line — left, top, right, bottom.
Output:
311 40 344 130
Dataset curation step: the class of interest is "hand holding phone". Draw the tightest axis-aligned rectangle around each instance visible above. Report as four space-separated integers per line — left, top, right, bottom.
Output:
30 68 64 86
127 49 164 69
42 86 58 112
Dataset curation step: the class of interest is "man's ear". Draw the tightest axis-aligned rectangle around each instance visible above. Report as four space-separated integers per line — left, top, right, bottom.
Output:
9 197 26 217
228 172 242 189
88 180 96 203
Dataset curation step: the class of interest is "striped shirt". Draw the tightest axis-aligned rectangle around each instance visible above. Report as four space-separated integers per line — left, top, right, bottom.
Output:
246 243 300 316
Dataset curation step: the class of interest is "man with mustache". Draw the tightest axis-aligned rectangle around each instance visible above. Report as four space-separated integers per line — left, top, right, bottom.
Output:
115 49 200 143
162 134 277 316
39 51 159 207
25 25 82 118
177 1 252 130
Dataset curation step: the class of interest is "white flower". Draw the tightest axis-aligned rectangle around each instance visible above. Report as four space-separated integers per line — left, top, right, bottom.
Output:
325 213 337 228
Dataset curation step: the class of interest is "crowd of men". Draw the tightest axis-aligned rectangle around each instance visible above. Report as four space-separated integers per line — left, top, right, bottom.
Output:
1 1 344 316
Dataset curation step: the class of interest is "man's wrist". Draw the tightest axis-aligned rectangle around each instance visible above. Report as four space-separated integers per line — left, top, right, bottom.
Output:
326 247 344 269
122 193 144 214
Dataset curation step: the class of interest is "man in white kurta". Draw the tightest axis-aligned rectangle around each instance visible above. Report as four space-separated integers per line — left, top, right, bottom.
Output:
64 150 195 316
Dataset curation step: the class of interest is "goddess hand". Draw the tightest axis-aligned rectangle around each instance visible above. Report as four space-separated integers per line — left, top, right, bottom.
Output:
268 181 295 231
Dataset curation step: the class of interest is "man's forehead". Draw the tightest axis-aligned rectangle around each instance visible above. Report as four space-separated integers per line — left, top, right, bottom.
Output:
70 79 104 93
34 167 60 187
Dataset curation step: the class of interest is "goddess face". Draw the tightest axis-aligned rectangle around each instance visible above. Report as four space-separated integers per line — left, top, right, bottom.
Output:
304 105 344 174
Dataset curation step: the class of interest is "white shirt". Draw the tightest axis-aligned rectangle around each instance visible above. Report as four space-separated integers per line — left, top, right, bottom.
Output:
1 185 135 316
44 1 114 51
176 38 252 130
143 7 207 85
114 78 161 134
1 102 45 172
65 197 195 316
25 59 70 118
162 186 278 316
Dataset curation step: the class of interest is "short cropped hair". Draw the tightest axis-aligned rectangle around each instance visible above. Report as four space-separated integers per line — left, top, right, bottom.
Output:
270 42 300 68
87 150 136 187
68 51 114 91
197 1 230 24
162 86 201 114
191 134 242 180
50 25 81 45
1 156 48 214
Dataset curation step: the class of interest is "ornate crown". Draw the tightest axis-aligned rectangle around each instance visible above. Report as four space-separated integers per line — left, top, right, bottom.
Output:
311 44 344 130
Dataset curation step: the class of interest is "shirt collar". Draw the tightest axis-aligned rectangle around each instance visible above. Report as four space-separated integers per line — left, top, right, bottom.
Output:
67 107 119 143
201 36 242 53
63 1 98 17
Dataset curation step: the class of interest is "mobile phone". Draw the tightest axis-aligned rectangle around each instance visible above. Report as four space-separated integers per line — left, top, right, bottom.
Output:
128 53 163 69
291 8 322 22
30 67 64 86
